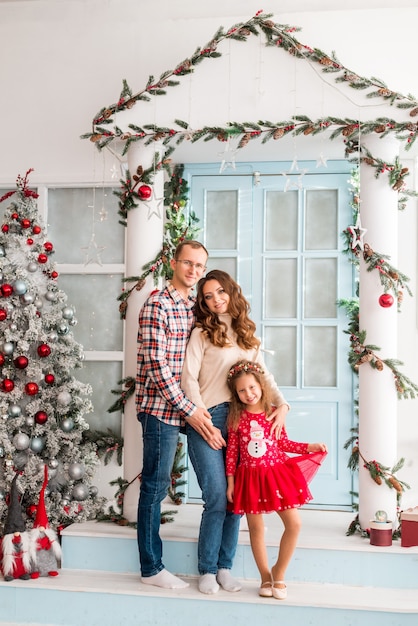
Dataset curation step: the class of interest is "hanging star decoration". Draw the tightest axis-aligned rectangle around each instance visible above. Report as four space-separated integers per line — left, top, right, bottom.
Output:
81 232 106 266
218 139 237 173
110 163 119 180
347 213 367 252
281 158 308 191
316 152 328 168
145 196 163 220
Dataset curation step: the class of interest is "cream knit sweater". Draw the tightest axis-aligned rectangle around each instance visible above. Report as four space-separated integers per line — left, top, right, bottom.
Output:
181 314 288 410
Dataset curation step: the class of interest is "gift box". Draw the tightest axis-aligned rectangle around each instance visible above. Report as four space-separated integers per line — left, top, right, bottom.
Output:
369 520 393 547
401 506 418 547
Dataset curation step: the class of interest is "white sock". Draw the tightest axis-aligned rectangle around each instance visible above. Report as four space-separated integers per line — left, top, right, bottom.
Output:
141 569 189 589
216 568 242 592
198 573 219 594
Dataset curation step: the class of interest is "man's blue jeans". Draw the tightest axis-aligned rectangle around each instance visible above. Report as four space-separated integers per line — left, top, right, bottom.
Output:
186 402 241 575
137 412 180 577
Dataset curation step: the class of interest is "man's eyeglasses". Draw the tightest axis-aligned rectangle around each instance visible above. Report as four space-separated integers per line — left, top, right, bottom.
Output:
176 259 206 272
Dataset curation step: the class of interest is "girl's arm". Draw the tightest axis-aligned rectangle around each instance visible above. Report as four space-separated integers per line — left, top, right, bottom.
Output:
226 475 235 503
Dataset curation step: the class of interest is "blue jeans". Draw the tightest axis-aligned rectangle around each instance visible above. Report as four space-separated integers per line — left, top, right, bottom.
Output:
137 412 180 577
186 402 241 575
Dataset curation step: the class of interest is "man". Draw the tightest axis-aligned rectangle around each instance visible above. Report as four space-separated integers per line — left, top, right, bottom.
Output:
136 240 225 589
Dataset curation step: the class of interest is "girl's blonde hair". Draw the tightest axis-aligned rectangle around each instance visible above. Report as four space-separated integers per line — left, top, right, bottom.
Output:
226 360 273 430
195 270 260 350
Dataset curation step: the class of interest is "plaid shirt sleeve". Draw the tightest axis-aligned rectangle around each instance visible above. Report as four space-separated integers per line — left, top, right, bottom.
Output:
136 286 196 425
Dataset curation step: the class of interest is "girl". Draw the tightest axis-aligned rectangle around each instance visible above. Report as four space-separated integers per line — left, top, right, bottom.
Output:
181 270 289 595
226 360 327 600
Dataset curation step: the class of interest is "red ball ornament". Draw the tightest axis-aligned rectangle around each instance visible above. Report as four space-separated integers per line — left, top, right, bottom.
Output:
11 212 19 220
1 224 9 233
51 271 59 279
38 253 48 264
37 343 51 358
0 353 5 366
32 225 42 235
21 219 31 229
379 293 394 308
44 373 55 385
0 308 7 321
1 284 13 297
2 378 14 392
44 241 53 252
26 238 34 245
138 184 152 200
26 504 37 518
35 410 48 425
25 382 39 395
14 355 29 369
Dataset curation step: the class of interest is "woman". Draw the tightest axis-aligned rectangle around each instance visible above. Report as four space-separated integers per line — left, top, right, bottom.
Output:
181 270 289 595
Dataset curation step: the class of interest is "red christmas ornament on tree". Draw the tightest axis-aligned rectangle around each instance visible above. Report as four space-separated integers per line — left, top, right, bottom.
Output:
138 184 152 200
14 355 29 369
0 354 5 366
2 378 15 392
2 224 9 233
44 373 55 385
37 343 51 358
1 284 13 297
21 218 31 229
44 241 53 252
32 225 42 235
38 253 48 264
27 238 34 245
0 308 7 321
35 411 48 425
379 293 394 308
25 382 39 395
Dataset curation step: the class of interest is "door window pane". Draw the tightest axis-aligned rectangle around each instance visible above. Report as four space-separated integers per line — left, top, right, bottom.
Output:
305 189 338 250
58 274 124 351
47 188 124 264
266 190 298 250
77 361 123 435
304 326 337 387
305 258 337 318
206 190 237 249
264 326 297 387
265 258 297 318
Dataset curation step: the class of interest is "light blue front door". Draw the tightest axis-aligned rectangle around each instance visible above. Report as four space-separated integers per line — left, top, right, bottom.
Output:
184 160 355 510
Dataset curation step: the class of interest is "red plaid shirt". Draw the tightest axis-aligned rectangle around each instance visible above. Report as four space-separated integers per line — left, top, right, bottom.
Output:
136 282 197 426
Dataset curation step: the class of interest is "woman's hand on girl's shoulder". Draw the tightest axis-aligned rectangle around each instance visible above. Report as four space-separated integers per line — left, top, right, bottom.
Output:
266 403 289 439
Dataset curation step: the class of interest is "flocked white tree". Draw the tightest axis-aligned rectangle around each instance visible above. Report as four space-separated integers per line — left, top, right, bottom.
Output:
0 170 105 533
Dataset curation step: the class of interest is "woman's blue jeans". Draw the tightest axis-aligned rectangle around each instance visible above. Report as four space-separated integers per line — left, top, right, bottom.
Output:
186 402 241 575
137 412 180 577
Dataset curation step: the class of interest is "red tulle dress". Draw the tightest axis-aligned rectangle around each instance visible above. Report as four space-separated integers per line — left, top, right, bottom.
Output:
225 410 327 514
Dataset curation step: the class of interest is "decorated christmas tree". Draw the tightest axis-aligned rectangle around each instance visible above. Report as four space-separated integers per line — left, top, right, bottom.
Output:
0 170 105 533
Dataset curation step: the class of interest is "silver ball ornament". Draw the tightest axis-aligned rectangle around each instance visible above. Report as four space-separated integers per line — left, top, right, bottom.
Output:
57 390 72 406
25 415 35 427
62 307 74 320
13 432 30 450
2 341 14 355
27 262 38 273
69 318 77 327
61 417 74 432
68 462 85 481
89 485 99 498
34 298 43 309
57 323 69 335
49 458 59 469
30 436 45 453
0 245 5 257
20 293 34 305
72 483 89 501
9 323 17 331
12 279 27 295
48 331 58 343
8 404 22 418
45 291 57 302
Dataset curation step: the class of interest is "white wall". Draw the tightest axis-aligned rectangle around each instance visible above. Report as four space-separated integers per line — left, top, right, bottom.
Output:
1 0 417 507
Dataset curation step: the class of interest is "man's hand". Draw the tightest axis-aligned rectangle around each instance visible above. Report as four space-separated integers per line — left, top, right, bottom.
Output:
186 407 226 450
266 404 289 439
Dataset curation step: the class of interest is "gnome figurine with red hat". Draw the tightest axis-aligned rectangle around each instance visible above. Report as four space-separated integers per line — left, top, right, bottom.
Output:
0 473 35 581
30 465 61 578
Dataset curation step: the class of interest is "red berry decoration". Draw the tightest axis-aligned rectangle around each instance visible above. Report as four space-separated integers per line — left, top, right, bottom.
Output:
35 410 48 425
44 373 55 385
38 253 48 264
37 343 51 358
32 225 42 235
26 504 37 518
2 378 15 392
25 382 39 395
379 293 394 308
138 184 152 200
44 241 53 252
21 219 31 229
0 308 7 321
14 355 29 369
1 284 13 297
2 225 9 233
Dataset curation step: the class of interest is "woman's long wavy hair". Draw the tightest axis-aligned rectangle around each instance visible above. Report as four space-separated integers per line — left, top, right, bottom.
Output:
195 269 260 349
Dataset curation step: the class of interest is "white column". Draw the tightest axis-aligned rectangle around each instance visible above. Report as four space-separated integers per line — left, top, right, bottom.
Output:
122 142 164 522
358 135 399 529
